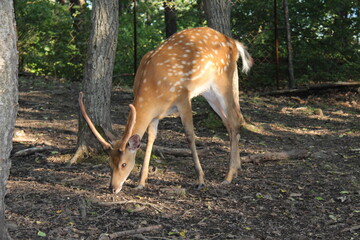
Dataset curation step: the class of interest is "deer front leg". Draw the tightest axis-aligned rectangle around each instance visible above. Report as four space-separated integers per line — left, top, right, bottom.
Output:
177 99 205 190
136 119 159 189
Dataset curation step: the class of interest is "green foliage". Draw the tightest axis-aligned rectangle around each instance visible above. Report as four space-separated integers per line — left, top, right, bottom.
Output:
16 0 90 81
15 0 359 88
232 0 360 88
115 0 204 86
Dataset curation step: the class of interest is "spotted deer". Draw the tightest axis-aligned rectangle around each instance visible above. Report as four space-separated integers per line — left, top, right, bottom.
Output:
79 27 253 193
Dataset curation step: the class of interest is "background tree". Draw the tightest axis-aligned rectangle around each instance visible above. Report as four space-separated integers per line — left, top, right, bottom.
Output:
283 0 295 88
203 0 232 36
164 0 177 38
71 0 119 163
0 0 18 239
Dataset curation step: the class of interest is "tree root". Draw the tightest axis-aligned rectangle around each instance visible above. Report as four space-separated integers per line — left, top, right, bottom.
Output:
68 145 89 165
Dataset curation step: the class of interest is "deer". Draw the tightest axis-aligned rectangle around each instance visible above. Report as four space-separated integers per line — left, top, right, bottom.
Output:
79 27 253 194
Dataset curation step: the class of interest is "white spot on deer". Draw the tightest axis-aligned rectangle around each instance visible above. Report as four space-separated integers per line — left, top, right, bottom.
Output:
168 72 173 76
204 61 213 69
168 46 173 50
188 70 194 75
170 87 175 92
139 97 144 102
182 54 188 58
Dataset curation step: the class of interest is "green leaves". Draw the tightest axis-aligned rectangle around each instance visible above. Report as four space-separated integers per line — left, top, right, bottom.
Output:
37 231 47 237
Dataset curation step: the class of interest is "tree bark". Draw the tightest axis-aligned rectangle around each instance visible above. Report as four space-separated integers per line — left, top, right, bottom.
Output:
71 0 119 163
164 0 177 38
283 0 295 89
0 0 19 239
203 0 232 36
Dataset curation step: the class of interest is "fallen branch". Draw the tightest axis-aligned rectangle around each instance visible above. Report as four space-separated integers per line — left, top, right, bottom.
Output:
141 143 207 157
261 81 360 96
12 146 55 157
240 150 310 164
99 225 162 240
97 199 163 212
143 144 309 163
341 224 360 233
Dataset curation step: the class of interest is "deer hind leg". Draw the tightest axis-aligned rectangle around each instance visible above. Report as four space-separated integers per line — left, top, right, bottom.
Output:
202 88 242 184
177 98 205 189
136 118 159 189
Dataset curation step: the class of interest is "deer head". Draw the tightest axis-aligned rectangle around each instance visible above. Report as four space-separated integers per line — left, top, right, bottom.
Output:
78 92 140 193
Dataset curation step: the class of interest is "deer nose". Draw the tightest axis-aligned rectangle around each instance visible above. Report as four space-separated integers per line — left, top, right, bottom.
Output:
109 184 122 194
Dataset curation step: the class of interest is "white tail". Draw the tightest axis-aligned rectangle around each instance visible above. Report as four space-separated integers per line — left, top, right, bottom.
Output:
79 27 253 193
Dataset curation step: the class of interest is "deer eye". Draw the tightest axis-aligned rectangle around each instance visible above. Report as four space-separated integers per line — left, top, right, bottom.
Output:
121 163 127 168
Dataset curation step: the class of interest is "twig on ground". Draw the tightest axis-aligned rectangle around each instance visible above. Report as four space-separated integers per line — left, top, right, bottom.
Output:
98 225 162 240
78 197 87 220
240 149 309 163
141 143 207 157
97 200 163 212
12 146 55 157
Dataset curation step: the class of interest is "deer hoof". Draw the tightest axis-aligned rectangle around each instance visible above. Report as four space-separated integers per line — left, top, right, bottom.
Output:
221 180 230 185
195 183 205 190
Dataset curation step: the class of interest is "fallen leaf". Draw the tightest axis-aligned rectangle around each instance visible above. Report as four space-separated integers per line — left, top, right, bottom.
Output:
37 231 46 237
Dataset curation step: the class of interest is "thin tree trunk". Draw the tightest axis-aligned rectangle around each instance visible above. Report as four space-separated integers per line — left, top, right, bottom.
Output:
0 0 19 239
71 0 119 163
283 0 295 89
203 0 232 36
164 0 177 38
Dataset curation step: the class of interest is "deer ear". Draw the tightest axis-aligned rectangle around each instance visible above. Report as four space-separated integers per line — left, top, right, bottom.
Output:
128 134 140 151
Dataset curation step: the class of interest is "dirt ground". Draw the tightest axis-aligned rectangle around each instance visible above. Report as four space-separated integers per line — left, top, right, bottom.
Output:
6 77 360 240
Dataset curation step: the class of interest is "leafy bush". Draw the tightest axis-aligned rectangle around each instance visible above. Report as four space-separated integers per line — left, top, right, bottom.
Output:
16 0 90 81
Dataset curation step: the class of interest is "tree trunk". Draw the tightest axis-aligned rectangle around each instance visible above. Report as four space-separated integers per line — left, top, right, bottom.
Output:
0 0 19 239
164 0 177 38
203 0 232 36
71 0 119 163
283 0 295 89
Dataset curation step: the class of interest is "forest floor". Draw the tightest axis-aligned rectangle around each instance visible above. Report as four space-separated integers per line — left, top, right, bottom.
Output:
6 77 360 240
